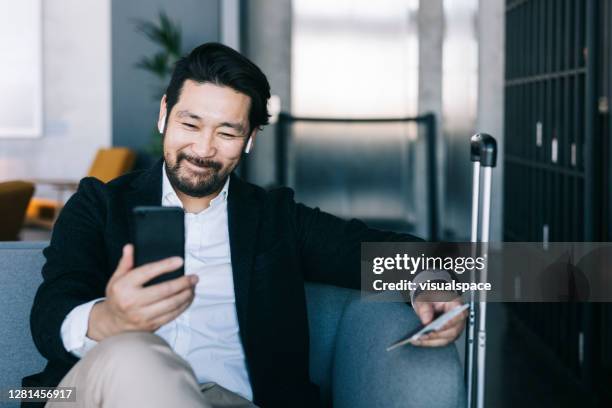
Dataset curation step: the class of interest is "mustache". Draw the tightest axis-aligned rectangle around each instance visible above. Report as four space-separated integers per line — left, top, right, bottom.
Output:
178 153 222 171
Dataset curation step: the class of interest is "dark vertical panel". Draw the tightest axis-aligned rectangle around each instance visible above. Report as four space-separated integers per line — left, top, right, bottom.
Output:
504 0 604 396
584 0 601 242
565 0 573 71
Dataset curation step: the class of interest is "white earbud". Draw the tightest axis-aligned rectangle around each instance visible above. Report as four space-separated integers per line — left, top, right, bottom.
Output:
158 114 166 134
244 137 253 154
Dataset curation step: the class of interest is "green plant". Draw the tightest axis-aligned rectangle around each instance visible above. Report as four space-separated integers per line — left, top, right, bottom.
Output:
134 12 183 155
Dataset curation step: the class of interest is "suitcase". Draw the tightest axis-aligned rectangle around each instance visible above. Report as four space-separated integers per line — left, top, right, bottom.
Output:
465 133 497 408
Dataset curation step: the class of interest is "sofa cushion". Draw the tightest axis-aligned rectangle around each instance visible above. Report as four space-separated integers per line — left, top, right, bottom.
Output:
0 242 47 403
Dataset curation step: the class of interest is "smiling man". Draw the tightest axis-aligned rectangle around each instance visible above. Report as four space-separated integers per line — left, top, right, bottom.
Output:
27 43 466 408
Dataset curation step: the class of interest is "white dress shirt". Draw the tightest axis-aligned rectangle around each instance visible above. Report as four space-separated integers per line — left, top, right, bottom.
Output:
60 164 253 400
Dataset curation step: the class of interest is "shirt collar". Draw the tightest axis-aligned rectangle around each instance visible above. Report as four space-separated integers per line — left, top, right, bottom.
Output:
162 162 230 209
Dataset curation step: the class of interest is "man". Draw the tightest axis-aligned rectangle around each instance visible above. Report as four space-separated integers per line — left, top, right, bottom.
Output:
26 43 466 408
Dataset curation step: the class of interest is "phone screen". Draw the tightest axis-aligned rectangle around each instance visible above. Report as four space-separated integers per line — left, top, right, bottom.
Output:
132 206 185 287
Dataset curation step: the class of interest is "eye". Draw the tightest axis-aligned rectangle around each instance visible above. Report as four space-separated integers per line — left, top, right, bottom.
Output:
219 132 237 139
182 122 197 129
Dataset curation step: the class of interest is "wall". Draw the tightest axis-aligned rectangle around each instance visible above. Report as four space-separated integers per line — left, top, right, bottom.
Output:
241 0 292 188
240 1 505 240
476 0 505 242
441 0 480 240
111 0 220 168
437 0 505 242
0 0 112 197
418 0 444 239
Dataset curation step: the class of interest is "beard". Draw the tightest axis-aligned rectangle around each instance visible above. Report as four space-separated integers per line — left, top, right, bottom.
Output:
165 151 229 198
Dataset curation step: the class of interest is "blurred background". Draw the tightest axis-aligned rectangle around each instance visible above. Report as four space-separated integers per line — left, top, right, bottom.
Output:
0 0 611 406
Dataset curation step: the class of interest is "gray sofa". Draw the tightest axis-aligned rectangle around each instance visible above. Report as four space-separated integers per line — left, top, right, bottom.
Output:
0 242 465 408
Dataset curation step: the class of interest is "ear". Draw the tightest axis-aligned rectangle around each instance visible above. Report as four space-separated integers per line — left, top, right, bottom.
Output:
158 95 168 134
244 128 258 154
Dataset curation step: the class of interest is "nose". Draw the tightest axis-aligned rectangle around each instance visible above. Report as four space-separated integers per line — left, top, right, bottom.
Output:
191 129 216 158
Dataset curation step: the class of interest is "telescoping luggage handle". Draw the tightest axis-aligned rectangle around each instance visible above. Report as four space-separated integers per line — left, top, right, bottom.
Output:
466 133 497 408
470 133 498 167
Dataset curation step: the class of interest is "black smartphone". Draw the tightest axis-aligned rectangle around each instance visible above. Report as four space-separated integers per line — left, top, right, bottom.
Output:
132 206 185 287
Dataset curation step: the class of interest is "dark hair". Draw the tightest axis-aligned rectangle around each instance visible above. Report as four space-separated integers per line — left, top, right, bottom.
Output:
165 42 271 133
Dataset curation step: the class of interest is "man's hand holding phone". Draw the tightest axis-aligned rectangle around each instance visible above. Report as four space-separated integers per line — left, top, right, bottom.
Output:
87 244 198 341
410 291 468 347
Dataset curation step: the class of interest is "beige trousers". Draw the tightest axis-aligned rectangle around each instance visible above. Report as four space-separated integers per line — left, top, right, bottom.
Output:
45 332 257 408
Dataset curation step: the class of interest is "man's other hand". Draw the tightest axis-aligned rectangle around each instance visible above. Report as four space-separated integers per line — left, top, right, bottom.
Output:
87 244 198 341
411 292 467 347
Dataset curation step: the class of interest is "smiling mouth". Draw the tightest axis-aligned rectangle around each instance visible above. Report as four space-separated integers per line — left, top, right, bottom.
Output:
183 160 213 172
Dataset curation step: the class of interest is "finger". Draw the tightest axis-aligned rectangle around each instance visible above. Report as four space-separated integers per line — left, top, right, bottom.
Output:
412 337 452 347
138 274 199 306
432 300 462 315
140 286 195 321
436 310 468 333
417 326 453 341
424 312 468 340
148 293 194 328
414 310 467 340
428 301 466 324
442 299 464 312
414 302 435 325
421 324 463 342
113 244 134 278
125 256 184 287
432 301 448 312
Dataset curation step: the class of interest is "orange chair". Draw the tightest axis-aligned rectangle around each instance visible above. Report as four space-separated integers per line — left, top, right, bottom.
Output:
0 181 35 240
86 147 137 183
26 147 136 228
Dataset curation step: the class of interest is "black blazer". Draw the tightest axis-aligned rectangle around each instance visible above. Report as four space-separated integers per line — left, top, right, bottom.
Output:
24 159 420 407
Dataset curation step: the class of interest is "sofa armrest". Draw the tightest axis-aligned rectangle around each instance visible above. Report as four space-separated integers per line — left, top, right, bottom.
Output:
333 295 465 408
305 282 465 408
0 242 48 403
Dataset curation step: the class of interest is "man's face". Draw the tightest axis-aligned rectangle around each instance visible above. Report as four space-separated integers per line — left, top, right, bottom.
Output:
160 80 254 198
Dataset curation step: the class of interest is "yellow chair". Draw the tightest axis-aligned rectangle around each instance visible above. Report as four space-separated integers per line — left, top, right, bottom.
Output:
26 147 136 228
86 147 137 183
0 181 35 241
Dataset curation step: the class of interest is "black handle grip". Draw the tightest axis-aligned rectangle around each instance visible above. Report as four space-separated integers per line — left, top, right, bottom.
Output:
470 133 497 167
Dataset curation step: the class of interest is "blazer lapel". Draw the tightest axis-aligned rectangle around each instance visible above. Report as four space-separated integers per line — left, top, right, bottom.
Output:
121 162 259 341
227 173 261 341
